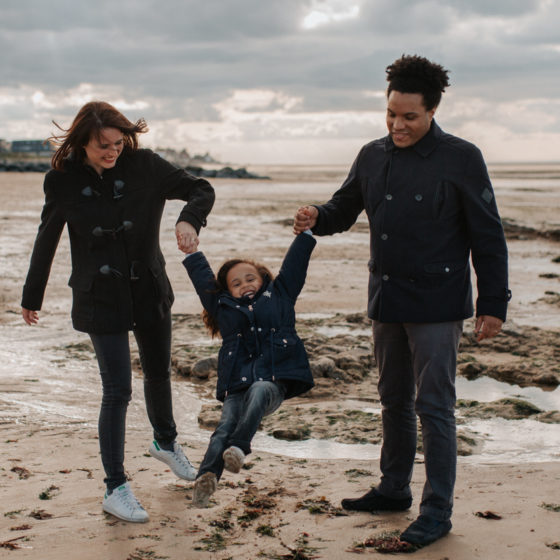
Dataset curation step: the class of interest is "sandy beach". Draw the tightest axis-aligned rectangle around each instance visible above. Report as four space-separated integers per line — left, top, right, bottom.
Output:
1 165 559 559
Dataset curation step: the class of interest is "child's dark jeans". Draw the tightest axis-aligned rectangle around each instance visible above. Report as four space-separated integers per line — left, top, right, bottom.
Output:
198 380 285 480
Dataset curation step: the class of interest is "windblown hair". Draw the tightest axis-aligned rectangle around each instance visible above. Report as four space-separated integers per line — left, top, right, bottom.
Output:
202 258 274 338
49 101 148 171
386 55 450 111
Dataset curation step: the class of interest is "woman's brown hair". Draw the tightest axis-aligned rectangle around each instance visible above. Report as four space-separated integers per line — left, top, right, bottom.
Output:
49 101 148 171
202 258 273 338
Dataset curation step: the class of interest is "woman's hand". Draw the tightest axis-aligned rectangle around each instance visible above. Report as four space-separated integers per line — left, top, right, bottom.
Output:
22 308 39 325
175 221 199 253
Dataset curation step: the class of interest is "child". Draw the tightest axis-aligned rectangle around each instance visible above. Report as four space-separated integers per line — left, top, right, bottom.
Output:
183 231 316 507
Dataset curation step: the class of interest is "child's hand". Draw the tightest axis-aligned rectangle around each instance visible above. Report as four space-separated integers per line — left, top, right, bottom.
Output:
176 221 199 253
293 206 318 234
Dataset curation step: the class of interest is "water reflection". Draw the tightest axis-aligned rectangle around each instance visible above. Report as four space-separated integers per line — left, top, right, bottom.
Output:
2 321 558 465
456 376 559 411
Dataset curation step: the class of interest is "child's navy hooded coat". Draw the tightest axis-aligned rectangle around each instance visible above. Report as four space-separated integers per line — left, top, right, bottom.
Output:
184 233 316 402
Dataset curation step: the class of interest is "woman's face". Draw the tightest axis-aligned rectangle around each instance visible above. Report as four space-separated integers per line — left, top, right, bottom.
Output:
83 127 124 175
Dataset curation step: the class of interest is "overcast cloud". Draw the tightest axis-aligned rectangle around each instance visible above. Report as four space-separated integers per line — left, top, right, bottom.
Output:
1 0 559 164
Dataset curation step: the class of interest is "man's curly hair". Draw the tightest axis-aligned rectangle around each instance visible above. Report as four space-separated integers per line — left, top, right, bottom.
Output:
386 55 450 111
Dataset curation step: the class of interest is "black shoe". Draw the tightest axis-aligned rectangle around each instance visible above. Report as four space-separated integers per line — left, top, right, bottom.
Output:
341 488 412 512
400 515 452 546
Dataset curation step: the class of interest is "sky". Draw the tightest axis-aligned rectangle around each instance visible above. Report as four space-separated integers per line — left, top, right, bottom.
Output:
1 0 559 165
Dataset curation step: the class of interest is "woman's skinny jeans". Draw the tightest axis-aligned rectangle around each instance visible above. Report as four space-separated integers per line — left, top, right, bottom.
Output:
90 311 177 491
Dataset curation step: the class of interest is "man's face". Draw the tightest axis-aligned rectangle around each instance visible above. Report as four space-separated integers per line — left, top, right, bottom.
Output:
386 91 435 148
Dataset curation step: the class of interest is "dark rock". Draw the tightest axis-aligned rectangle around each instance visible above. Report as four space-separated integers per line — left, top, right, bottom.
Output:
310 357 348 381
192 356 218 379
536 410 560 424
198 403 222 429
271 427 310 441
534 373 560 386
185 165 269 180
0 161 51 172
459 362 486 379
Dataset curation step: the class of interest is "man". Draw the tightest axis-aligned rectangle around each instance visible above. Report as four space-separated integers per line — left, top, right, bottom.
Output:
293 55 510 546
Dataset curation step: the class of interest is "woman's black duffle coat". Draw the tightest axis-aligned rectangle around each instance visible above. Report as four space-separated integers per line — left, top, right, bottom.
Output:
21 148 215 333
184 233 316 402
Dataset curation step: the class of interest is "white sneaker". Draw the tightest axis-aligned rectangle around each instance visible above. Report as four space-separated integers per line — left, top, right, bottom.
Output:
149 440 196 481
222 446 245 473
102 482 149 523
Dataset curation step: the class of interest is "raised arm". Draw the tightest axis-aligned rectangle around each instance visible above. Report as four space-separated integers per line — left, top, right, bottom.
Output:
182 252 219 317
275 232 317 300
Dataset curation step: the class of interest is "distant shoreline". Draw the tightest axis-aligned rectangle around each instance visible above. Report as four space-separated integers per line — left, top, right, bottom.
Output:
0 157 269 179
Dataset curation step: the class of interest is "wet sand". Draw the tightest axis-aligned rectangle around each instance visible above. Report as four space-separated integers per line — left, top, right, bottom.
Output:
0 167 559 558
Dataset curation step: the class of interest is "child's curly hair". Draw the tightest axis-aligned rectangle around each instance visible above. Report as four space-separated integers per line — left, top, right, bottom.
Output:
386 54 450 111
202 258 274 338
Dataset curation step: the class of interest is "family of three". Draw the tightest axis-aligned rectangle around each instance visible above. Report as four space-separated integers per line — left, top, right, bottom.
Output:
21 54 510 547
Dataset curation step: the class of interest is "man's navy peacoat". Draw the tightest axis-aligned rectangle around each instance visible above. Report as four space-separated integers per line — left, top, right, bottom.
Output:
313 121 510 323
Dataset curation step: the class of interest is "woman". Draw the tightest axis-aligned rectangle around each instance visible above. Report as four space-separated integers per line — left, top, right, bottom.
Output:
21 101 215 523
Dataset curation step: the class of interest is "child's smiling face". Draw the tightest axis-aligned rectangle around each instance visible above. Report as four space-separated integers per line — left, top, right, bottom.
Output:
226 262 263 299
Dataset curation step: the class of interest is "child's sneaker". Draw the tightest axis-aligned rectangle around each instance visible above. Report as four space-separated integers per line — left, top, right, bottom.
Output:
102 482 149 523
222 446 245 473
192 472 217 507
149 440 196 481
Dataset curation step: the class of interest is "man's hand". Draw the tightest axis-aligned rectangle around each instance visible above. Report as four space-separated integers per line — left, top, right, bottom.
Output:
474 315 503 342
175 221 199 253
293 205 318 234
22 308 39 325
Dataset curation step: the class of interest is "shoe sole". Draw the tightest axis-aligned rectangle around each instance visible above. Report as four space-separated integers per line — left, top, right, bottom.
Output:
103 505 149 523
223 449 243 473
192 476 217 508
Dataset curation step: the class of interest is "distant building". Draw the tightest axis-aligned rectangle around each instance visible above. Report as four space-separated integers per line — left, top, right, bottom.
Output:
11 139 54 154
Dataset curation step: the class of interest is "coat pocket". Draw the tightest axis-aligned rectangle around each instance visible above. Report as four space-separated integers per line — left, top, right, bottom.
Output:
270 331 299 367
68 274 95 322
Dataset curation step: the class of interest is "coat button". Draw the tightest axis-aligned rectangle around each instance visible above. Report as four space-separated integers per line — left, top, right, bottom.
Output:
381 233 388 240
257 327 262 332
241 377 247 381
382 274 389 281
445 266 450 272
250 326 254 331
415 194 423 201
385 194 393 200
258 377 263 381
